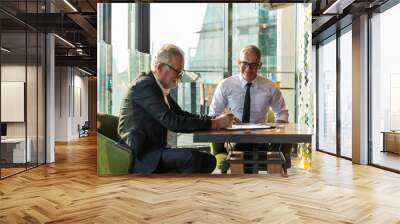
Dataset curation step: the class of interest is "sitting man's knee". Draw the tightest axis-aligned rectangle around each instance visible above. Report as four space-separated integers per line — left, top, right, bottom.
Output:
204 154 217 173
190 150 216 173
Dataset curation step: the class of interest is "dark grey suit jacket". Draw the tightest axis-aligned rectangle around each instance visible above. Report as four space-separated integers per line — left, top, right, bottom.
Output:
118 72 212 173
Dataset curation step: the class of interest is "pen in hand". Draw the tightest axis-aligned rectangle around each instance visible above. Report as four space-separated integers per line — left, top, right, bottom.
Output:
227 107 241 125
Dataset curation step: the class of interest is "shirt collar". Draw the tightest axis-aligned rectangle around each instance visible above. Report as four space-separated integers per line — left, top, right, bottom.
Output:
238 74 258 89
154 76 170 96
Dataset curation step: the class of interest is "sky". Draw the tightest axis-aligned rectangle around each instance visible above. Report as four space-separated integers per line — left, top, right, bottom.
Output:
150 3 208 66
109 3 208 70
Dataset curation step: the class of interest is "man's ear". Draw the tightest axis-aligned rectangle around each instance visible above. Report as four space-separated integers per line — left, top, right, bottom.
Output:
154 63 163 74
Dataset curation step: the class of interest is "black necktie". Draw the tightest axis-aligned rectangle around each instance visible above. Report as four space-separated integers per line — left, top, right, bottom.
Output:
242 82 252 123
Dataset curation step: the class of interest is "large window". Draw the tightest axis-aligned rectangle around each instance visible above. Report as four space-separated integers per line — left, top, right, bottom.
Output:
371 3 400 171
150 3 226 147
151 3 226 113
98 3 312 148
231 4 297 123
316 25 353 159
97 4 150 116
317 37 337 155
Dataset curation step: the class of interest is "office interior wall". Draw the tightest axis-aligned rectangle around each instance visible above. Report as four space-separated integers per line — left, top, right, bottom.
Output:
55 67 69 141
1 58 46 175
1 65 40 139
55 67 89 141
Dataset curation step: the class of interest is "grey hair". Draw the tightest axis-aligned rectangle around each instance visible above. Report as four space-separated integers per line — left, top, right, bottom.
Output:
152 43 185 68
240 45 261 61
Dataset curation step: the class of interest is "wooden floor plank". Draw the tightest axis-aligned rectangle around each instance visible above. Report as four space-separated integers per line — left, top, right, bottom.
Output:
1 134 400 223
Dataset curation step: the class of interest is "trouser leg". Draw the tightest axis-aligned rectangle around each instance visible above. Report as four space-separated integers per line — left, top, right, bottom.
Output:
269 143 292 169
155 148 216 174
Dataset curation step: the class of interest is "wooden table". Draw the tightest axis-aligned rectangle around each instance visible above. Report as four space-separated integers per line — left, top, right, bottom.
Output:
193 123 313 174
381 131 400 154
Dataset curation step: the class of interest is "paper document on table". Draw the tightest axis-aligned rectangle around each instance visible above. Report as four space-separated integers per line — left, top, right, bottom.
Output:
225 124 274 130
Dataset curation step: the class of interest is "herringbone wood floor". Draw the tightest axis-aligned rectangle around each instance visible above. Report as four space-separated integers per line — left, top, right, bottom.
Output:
1 134 400 224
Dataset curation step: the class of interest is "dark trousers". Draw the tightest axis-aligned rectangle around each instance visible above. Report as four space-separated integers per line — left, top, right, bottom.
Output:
154 148 216 174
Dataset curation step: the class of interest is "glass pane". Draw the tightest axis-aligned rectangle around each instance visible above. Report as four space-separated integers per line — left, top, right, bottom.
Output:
232 3 297 123
317 37 337 154
97 4 148 116
1 30 28 177
26 0 41 169
340 29 352 158
150 3 226 147
232 4 277 76
97 41 109 114
371 4 400 171
27 31 38 169
110 3 129 116
38 32 46 165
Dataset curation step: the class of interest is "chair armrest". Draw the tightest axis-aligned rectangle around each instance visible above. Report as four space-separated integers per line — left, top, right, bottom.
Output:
97 133 134 175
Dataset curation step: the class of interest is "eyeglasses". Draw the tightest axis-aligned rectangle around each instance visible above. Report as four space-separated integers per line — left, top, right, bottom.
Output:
164 63 185 79
239 61 261 70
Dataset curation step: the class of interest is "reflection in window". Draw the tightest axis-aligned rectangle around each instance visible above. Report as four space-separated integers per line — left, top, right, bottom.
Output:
97 4 149 116
371 3 400 171
151 3 226 147
318 38 337 154
340 29 352 158
151 3 227 117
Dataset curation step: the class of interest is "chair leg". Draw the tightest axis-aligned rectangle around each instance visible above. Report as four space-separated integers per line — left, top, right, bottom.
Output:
281 165 288 177
267 153 283 174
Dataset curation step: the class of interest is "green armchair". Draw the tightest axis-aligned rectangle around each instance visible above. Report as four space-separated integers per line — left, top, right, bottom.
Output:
97 113 134 175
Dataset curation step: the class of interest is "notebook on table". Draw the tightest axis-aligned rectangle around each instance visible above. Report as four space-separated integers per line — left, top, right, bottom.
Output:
224 124 275 130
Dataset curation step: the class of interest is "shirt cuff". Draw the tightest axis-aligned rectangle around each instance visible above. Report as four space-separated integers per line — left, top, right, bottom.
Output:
276 113 289 122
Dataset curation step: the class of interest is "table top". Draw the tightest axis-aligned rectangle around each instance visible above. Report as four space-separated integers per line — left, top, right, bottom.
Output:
381 131 400 134
193 123 313 144
1 137 29 143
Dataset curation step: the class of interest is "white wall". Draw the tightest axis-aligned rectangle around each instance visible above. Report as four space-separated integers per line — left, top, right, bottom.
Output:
1 65 37 137
1 63 46 164
55 67 89 141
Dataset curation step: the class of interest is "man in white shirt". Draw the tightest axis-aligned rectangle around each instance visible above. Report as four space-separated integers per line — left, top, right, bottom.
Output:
209 45 291 173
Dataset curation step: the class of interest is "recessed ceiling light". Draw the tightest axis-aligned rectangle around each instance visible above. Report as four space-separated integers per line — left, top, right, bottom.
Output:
323 0 354 15
54 34 75 48
1 47 11 53
63 0 78 12
78 67 92 76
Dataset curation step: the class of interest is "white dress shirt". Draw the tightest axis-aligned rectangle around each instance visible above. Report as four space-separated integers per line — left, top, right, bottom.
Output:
209 74 289 123
155 78 170 106
155 77 177 147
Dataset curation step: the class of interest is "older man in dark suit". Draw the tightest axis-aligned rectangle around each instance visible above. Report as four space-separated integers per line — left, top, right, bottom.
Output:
118 44 233 174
